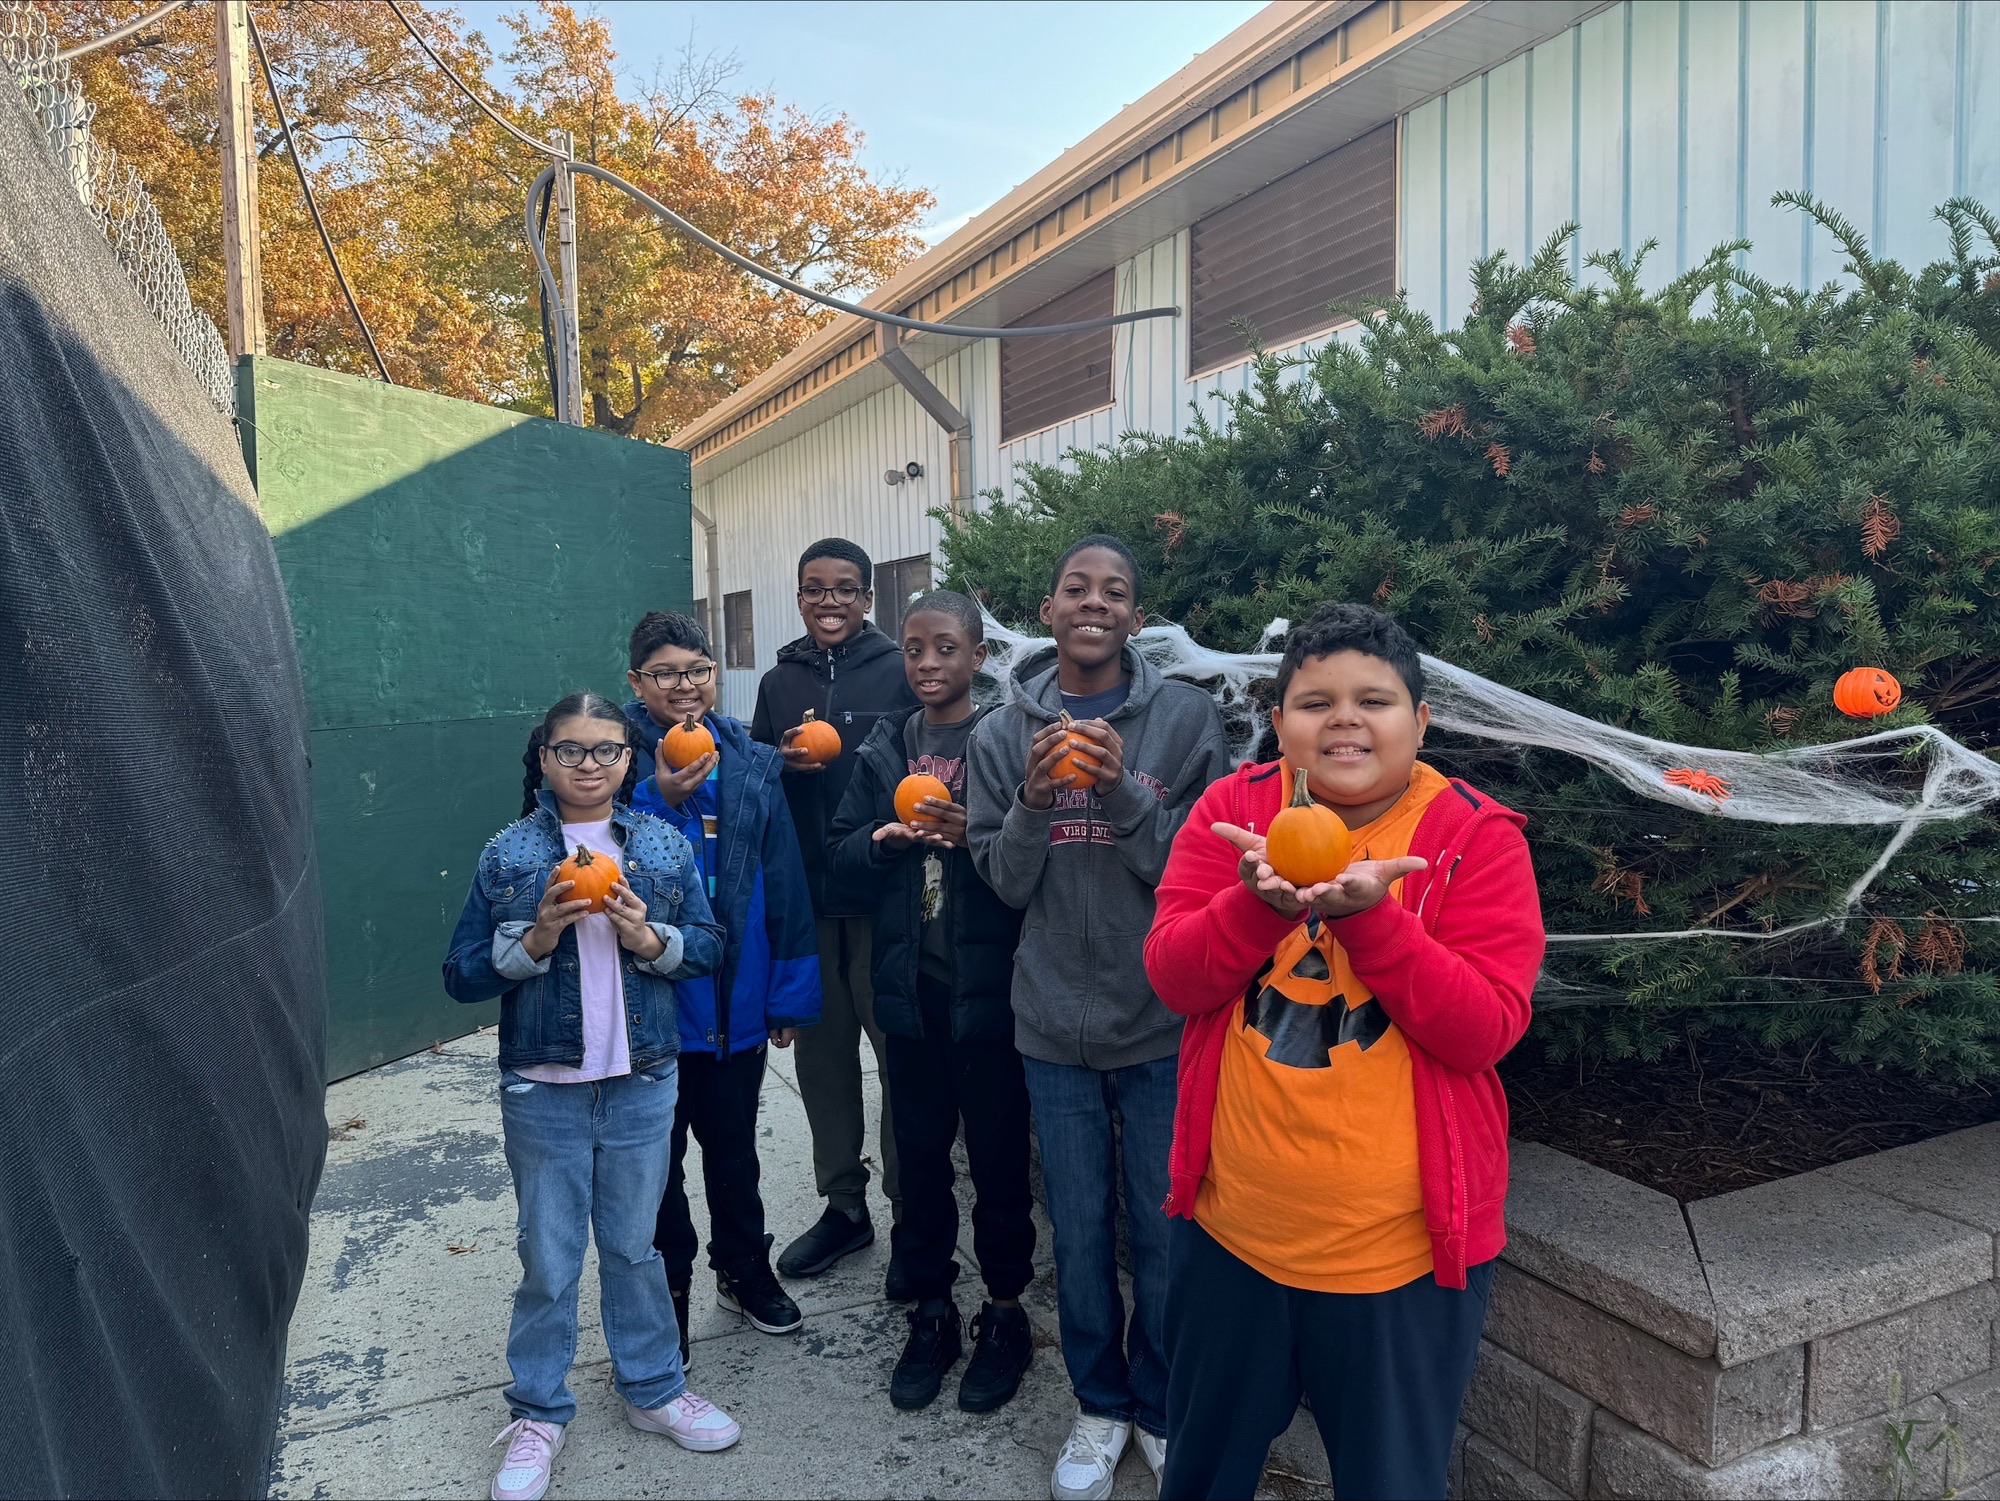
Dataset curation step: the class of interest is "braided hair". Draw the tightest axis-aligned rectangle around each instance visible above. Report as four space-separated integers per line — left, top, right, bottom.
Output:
521 691 640 817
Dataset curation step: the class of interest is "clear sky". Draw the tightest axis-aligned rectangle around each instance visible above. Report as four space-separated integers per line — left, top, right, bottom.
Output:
452 1 1268 241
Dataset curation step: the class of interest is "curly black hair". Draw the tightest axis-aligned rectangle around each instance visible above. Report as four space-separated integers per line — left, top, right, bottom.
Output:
1049 533 1143 601
1273 602 1426 707
899 588 984 642
798 537 873 589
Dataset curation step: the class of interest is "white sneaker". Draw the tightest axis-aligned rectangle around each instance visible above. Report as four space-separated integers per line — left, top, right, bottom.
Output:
1136 1427 1167 1487
1052 1410 1132 1501
490 1418 564 1501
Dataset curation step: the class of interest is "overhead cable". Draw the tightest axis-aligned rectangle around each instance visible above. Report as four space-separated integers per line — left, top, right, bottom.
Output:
378 0 1180 344
382 0 567 159
526 159 1181 342
246 9 393 383
55 0 190 61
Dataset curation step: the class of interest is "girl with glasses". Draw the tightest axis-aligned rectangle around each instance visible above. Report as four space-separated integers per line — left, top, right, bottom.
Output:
443 691 739 1501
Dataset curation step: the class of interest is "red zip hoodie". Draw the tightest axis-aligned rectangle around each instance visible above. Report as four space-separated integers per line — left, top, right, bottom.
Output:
1143 760 1544 1290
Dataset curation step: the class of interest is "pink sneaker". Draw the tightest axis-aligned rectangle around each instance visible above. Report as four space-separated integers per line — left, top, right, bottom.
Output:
624 1390 742 1452
489 1417 564 1501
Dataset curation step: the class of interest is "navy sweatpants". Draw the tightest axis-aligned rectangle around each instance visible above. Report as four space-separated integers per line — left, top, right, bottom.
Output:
1161 1217 1494 1501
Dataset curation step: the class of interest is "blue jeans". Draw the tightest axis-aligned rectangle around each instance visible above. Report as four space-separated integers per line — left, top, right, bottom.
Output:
499 1063 686 1424
1023 1053 1177 1438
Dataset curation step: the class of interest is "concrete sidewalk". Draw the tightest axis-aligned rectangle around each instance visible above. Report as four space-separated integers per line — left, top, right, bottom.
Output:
272 1033 1331 1500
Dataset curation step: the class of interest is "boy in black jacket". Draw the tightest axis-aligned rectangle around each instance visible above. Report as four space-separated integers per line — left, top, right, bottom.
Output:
829 591 1034 1415
751 538 921 1289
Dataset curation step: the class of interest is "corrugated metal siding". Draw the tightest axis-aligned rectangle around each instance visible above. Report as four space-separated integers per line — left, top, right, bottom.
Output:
1401 0 2000 324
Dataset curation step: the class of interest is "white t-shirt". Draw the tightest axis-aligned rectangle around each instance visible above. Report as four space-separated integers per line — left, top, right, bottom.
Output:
515 819 632 1083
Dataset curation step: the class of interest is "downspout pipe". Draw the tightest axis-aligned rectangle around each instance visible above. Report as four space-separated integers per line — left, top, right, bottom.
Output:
691 502 722 653
878 326 972 517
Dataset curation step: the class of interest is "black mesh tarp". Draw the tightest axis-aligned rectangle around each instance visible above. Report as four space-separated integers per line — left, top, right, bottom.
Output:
0 89 326 1498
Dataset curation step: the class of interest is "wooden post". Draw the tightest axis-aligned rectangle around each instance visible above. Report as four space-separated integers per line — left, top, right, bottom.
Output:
216 0 264 358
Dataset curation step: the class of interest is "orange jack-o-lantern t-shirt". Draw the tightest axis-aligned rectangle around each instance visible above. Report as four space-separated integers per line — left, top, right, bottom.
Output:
1193 761 1450 1293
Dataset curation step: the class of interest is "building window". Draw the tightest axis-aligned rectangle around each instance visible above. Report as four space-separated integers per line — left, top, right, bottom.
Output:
873 555 932 645
723 590 755 670
692 598 710 651
1188 122 1397 376
999 270 1114 442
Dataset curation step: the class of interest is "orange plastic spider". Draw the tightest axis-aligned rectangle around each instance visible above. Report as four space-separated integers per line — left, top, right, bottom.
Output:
1663 766 1731 802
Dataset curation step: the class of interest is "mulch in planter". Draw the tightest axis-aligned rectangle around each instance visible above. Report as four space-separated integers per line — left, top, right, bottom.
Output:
1500 1036 2000 1202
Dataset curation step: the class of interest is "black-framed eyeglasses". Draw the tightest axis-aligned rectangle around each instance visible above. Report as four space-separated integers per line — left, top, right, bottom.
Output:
637 663 715 690
798 583 865 604
549 740 629 768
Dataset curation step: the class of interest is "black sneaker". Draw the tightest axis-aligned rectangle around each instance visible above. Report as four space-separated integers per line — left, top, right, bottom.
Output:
670 1285 692 1372
778 1205 875 1278
889 1298 963 1411
716 1261 804 1334
957 1302 1032 1412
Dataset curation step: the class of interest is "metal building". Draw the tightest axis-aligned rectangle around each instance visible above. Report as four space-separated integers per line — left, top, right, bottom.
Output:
677 0 2000 719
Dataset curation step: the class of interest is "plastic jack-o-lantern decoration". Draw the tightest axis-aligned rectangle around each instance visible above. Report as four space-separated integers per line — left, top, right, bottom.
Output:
1833 667 1902 719
1263 768 1354 887
554 843 621 913
895 773 952 826
660 713 717 771
790 709 843 767
1050 710 1102 786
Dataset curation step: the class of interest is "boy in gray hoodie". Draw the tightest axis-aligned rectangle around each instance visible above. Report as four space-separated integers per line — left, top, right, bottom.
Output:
966 535 1233 1501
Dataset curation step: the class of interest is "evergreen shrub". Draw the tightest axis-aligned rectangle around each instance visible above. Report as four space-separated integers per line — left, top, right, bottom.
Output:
941 200 2000 1080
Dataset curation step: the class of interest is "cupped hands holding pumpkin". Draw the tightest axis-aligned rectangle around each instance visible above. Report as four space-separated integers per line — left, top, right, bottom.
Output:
1021 718 1123 809
1212 822 1427 921
872 798 968 851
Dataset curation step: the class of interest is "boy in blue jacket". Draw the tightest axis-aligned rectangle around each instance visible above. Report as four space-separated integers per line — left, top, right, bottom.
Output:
623 611 822 1361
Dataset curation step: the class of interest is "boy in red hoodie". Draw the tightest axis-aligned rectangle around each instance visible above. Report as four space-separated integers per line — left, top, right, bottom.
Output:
1143 603 1544 1501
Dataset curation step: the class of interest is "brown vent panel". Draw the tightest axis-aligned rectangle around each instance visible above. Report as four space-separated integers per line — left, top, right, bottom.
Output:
999 270 1115 442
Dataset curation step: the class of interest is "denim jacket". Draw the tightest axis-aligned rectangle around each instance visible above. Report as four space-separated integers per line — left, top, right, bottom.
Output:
442 790 725 1073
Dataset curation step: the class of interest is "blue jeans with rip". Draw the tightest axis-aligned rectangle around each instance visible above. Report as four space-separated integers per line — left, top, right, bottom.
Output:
498 1061 685 1424
1023 1052 1178 1438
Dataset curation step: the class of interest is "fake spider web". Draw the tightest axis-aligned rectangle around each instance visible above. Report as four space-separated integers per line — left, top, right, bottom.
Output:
975 611 2000 953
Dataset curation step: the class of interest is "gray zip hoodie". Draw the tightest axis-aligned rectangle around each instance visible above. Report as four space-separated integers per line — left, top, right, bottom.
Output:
966 642 1234 1070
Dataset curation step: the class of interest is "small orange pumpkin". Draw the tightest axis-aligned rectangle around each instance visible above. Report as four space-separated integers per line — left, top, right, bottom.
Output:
1049 711 1102 786
659 713 716 771
554 843 620 913
1833 666 1902 718
895 773 952 826
1263 767 1353 887
791 709 843 767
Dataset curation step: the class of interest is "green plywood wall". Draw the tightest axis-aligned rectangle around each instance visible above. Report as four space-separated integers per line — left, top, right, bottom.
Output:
243 356 692 1078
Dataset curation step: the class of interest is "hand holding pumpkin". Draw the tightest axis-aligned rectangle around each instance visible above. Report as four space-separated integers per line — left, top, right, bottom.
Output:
1211 822 1310 918
1065 719 1125 793
520 878 593 960
1022 721 1081 810
603 882 668 961
649 750 719 808
1303 857 1429 920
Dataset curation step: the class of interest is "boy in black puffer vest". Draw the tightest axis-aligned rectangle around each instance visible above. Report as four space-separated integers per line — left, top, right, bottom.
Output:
829 590 1034 1415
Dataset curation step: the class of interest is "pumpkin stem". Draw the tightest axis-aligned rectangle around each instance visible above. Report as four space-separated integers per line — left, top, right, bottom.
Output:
802 709 818 724
572 843 594 866
682 713 698 730
1290 767 1314 808
1058 710 1075 729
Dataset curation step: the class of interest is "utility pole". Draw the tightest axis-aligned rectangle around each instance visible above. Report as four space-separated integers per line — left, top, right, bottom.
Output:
215 0 264 360
553 129 584 424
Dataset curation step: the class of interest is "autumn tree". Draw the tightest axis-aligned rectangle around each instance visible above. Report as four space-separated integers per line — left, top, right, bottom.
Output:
37 0 932 431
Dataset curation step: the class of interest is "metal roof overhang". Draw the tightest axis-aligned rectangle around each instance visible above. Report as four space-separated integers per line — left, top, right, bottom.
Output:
686 0 1603 488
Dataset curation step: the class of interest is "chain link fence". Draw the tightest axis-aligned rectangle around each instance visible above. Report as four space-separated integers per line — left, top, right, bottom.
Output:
1 0 235 413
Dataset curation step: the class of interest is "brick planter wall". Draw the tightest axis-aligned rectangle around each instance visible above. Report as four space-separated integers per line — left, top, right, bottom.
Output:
1450 1123 2000 1500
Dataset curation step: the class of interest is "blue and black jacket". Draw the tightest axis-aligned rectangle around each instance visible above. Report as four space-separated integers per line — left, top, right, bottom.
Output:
628 707 821 1058
442 790 724 1073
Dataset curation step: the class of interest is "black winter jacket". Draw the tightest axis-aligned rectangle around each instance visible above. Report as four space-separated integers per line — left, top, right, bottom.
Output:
751 623 919 916
829 707 1024 1044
